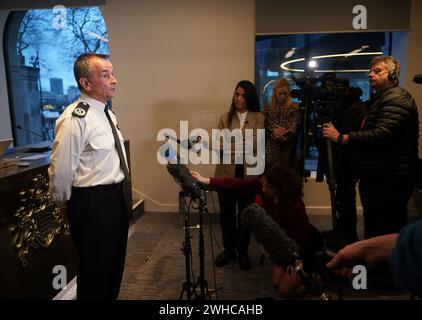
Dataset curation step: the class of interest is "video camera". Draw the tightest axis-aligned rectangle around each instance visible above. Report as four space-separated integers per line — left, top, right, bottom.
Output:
291 73 352 124
291 73 364 252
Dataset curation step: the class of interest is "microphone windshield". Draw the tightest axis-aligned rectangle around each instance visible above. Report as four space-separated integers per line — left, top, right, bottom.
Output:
241 204 299 269
166 155 206 203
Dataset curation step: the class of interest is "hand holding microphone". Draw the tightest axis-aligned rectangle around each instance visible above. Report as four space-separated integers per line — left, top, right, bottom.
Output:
241 204 329 298
190 171 210 185
326 235 396 278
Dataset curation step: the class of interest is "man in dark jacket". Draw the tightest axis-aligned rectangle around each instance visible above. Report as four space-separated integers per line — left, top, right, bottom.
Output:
322 56 419 239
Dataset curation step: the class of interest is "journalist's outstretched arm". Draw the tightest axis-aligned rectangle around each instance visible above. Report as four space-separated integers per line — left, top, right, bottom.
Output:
327 218 422 296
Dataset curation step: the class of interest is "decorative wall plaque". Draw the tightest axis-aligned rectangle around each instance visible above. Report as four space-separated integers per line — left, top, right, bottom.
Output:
10 174 69 267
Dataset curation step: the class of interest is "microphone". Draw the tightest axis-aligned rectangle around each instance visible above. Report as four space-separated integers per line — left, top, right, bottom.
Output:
241 204 299 269
166 155 206 204
17 125 53 142
241 204 329 299
165 134 201 150
413 74 422 84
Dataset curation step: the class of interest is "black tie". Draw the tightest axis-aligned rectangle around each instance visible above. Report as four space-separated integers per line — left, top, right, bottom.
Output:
104 106 131 183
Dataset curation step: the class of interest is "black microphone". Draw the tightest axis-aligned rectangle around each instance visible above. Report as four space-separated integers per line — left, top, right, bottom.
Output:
165 134 201 150
241 204 329 299
16 125 53 142
413 74 422 84
166 155 206 203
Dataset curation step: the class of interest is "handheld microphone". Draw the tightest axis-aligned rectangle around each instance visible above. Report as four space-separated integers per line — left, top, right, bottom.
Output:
413 74 422 84
16 125 53 143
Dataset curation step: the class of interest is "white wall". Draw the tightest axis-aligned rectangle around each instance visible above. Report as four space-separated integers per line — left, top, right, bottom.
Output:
102 0 255 211
0 1 420 215
102 0 420 214
0 11 12 140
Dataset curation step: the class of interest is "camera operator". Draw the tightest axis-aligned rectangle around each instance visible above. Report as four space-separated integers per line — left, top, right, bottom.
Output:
317 83 366 246
323 56 419 240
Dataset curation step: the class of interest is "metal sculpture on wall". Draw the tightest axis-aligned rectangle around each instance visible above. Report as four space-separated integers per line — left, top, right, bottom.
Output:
10 174 69 267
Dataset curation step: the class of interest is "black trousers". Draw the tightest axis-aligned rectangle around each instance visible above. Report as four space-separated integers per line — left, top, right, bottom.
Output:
359 178 414 239
217 164 254 254
67 183 129 300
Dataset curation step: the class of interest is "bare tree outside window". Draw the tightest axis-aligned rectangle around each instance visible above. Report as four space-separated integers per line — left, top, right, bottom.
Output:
5 7 109 146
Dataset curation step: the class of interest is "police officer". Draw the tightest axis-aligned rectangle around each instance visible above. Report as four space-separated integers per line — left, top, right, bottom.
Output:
49 53 130 300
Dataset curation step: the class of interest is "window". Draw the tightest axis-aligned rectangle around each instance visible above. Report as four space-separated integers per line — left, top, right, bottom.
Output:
4 7 109 146
255 32 391 173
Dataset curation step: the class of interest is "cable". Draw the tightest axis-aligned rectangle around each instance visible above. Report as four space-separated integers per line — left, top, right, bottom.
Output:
205 190 219 299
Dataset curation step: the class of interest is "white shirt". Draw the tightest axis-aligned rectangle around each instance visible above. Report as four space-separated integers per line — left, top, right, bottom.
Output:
232 111 248 163
48 95 128 208
237 111 248 129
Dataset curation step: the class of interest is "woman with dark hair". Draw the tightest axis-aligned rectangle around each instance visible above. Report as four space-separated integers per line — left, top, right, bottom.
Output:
191 161 323 297
213 80 265 270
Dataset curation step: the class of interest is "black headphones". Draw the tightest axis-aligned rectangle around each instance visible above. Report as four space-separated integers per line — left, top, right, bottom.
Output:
388 58 398 81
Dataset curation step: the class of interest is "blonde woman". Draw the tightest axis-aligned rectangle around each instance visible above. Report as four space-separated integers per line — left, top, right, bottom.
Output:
263 78 301 167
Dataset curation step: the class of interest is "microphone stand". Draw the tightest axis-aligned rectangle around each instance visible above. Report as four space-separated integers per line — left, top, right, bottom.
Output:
179 189 220 300
179 191 196 300
16 125 53 143
197 197 207 299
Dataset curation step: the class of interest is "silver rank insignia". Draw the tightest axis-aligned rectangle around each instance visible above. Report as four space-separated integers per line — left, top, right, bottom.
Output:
72 102 90 118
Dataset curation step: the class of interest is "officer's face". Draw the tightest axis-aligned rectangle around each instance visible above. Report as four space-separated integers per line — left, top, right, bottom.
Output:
368 61 390 92
85 57 117 103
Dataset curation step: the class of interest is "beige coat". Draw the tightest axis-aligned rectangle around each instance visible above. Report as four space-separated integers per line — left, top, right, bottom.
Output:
214 111 265 178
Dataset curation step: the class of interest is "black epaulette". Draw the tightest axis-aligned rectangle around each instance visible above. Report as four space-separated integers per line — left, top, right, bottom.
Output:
72 102 90 118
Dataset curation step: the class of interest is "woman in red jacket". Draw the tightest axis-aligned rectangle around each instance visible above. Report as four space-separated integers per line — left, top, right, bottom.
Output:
191 161 323 297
